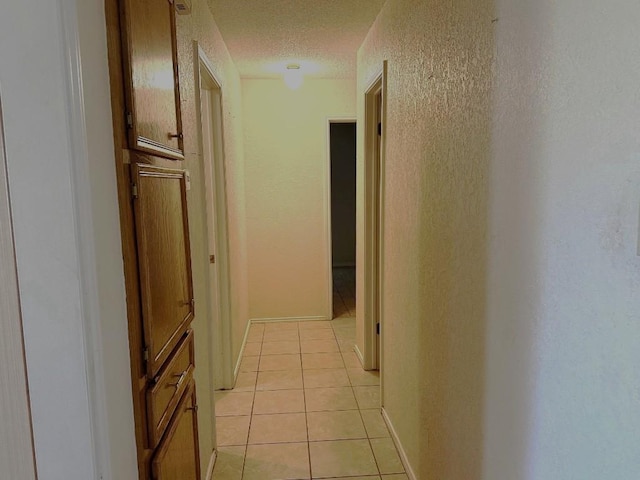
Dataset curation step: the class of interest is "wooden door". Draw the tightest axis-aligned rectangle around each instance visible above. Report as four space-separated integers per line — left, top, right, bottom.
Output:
121 0 184 160
132 164 194 378
152 381 200 480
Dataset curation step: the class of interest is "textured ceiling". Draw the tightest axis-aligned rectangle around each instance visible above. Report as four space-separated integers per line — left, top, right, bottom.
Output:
207 0 387 79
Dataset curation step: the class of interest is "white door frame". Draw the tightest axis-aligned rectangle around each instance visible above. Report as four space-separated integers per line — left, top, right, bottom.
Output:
0 90 37 480
194 42 234 390
1 0 139 478
362 62 387 384
325 117 357 320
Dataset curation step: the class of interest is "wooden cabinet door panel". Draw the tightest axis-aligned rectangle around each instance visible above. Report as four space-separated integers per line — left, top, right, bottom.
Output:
133 164 194 378
121 0 184 159
152 381 200 480
147 330 194 447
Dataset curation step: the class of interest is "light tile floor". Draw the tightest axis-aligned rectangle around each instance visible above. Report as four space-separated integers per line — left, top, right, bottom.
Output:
212 318 407 480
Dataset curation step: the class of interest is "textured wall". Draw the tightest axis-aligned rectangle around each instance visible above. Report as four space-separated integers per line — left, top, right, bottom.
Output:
484 1 640 478
358 0 640 479
358 0 493 477
174 0 249 470
243 78 355 320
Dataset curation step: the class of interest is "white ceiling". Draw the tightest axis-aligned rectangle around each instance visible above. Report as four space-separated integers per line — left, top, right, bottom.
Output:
207 0 387 79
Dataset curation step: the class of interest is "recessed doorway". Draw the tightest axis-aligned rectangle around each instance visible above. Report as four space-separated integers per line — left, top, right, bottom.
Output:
328 121 357 320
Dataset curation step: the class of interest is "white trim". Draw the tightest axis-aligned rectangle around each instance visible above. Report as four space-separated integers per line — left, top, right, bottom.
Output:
2 1 135 477
362 61 387 374
250 316 328 323
353 344 366 368
325 120 334 320
194 42 235 390
325 116 357 321
0 85 38 480
205 449 217 480
232 317 253 383
58 0 110 477
378 60 388 406
381 407 417 480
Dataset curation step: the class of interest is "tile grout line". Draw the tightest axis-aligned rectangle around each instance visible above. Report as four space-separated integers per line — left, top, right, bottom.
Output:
298 321 314 480
337 319 383 478
238 325 262 479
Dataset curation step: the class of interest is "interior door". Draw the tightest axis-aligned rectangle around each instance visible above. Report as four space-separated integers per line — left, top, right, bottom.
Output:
132 164 194 378
152 381 200 480
121 0 184 160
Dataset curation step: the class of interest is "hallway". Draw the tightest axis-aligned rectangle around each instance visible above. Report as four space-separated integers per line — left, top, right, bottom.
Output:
212 318 405 479
333 267 356 319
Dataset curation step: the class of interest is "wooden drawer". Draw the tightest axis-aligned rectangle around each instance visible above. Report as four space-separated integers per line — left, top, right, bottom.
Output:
152 380 200 480
147 330 194 447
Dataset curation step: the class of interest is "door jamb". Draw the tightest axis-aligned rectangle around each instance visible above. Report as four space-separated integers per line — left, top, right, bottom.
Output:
362 62 387 387
0 91 37 480
194 43 234 390
325 117 357 321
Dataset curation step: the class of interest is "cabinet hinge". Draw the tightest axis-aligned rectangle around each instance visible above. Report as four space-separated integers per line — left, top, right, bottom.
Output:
143 346 149 363
376 323 380 335
126 111 133 129
131 183 138 199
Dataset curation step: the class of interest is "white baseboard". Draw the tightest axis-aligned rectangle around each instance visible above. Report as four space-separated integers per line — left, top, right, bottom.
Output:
250 315 328 323
204 449 217 480
353 344 365 368
231 319 252 387
381 408 417 480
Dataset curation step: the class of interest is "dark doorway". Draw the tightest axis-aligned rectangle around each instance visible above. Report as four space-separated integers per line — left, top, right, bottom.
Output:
330 122 357 319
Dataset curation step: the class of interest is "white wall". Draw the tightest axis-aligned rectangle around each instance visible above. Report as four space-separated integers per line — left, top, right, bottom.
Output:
76 0 138 478
243 78 356 321
0 0 135 478
485 1 640 478
358 0 640 479
185 0 250 369
175 0 250 464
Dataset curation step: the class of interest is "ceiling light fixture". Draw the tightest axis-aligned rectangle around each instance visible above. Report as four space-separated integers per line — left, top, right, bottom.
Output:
284 64 303 90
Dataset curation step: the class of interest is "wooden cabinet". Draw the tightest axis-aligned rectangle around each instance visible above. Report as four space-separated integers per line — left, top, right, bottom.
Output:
121 0 184 159
105 1 200 478
152 380 200 480
147 330 194 447
132 164 194 378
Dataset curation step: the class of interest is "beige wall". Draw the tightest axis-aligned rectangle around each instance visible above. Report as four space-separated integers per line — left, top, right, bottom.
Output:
358 0 640 479
175 0 249 470
357 1 492 477
242 78 356 321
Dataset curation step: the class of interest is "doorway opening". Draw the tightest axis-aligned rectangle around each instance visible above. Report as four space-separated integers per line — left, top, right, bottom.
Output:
195 44 233 392
328 120 357 320
362 61 386 376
